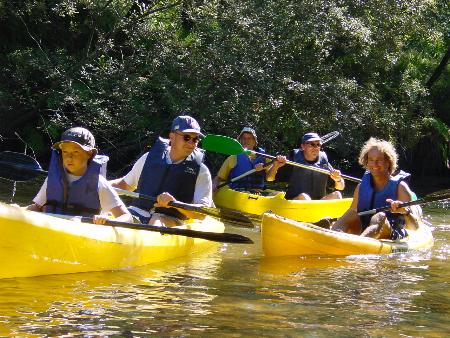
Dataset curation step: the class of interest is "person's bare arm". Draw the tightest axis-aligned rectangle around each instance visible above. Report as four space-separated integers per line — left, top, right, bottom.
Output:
26 203 43 212
266 155 286 181
331 184 361 234
109 177 134 191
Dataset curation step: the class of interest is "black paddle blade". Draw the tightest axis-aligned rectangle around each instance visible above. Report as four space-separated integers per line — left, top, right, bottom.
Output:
423 188 450 203
0 151 47 181
321 131 340 145
79 217 253 244
199 205 256 227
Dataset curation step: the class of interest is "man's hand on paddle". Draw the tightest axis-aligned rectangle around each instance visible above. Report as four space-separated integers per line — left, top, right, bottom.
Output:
154 192 176 208
273 155 287 168
329 169 342 182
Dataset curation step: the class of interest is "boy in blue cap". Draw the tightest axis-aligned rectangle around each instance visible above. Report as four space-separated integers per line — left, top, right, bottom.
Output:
268 132 345 200
111 115 212 226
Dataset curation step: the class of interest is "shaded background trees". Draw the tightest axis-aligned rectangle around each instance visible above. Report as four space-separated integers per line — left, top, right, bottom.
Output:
0 0 448 180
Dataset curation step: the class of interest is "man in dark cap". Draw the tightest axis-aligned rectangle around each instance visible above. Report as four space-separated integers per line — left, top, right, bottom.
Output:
268 132 344 200
111 115 212 226
27 127 132 224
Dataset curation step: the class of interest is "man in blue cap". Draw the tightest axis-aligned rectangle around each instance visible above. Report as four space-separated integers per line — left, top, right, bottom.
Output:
111 115 212 226
268 132 344 200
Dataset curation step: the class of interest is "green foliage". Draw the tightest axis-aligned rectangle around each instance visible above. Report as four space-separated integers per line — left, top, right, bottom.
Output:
0 0 448 176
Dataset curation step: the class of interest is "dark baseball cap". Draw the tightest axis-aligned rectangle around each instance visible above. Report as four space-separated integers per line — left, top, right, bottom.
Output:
171 115 204 136
52 127 97 154
301 132 322 144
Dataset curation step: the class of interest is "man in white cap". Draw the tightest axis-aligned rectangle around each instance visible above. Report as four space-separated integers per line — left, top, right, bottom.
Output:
268 132 344 200
212 127 273 192
111 115 212 226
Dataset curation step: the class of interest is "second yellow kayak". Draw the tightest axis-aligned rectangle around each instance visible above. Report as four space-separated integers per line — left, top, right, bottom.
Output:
213 186 352 222
261 212 433 257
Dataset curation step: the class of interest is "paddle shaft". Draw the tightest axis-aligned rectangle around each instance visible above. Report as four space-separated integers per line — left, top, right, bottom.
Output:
46 213 252 244
216 160 274 189
114 188 254 226
248 150 361 183
358 194 448 216
0 152 254 226
216 131 340 189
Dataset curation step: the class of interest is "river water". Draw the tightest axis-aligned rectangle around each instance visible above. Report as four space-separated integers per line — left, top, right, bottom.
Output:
0 179 449 337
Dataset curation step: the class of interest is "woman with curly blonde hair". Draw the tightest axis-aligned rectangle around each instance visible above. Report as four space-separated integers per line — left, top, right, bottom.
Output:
331 138 418 239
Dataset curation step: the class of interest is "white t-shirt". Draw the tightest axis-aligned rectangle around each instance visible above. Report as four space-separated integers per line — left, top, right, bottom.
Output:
123 151 213 207
33 174 126 214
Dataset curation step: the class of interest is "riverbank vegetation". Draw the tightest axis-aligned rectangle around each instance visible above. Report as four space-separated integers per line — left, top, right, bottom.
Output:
0 0 448 178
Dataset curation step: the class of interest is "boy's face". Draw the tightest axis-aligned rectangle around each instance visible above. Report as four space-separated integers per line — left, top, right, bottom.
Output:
59 142 93 176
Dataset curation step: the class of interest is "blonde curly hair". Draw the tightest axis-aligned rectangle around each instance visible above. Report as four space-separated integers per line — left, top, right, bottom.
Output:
358 137 398 174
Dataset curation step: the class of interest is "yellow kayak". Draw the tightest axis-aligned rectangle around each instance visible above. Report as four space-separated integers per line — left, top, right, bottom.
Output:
261 213 433 257
213 186 352 222
0 203 224 279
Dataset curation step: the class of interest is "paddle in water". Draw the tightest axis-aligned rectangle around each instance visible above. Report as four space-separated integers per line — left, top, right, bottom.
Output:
202 134 361 183
0 151 255 227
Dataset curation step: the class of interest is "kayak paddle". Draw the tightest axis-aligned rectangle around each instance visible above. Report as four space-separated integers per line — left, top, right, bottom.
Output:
0 152 256 227
215 131 340 189
47 213 254 244
202 134 361 183
0 151 47 181
358 188 450 216
115 188 255 227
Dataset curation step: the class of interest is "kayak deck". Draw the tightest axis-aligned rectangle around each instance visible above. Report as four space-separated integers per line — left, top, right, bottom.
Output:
261 213 433 257
0 203 224 279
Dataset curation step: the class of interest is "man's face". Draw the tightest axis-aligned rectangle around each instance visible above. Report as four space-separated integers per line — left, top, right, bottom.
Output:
239 132 257 150
300 140 322 161
169 131 200 158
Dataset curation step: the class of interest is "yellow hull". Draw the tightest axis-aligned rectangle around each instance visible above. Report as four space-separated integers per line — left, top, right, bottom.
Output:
261 213 433 257
0 203 224 279
213 186 352 222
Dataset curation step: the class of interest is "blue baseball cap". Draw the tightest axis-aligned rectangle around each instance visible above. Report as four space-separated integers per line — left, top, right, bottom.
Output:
301 132 322 144
171 115 204 136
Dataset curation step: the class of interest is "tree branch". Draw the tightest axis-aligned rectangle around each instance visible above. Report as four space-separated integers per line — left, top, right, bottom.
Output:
426 46 450 89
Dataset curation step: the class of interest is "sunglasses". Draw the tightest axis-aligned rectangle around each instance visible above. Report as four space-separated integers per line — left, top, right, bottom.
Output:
306 142 321 148
176 132 200 143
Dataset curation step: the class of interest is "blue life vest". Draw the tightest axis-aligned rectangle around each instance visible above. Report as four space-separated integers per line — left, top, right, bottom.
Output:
285 150 330 200
131 137 203 220
357 172 408 239
229 147 266 190
45 149 108 216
